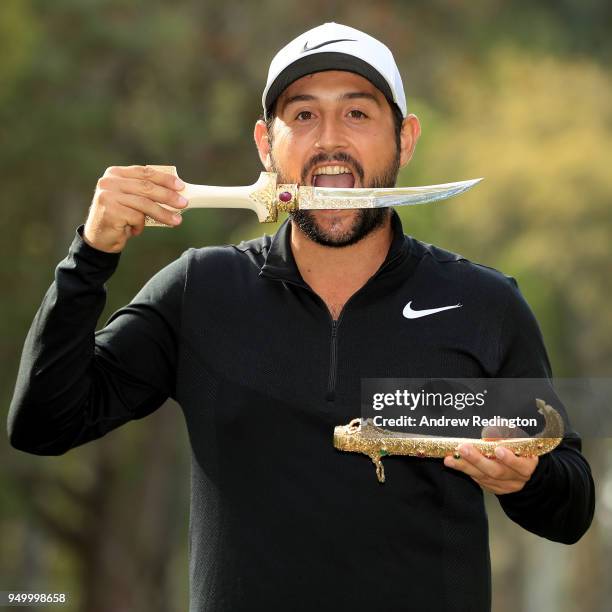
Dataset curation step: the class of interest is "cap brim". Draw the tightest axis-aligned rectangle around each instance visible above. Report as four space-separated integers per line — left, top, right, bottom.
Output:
264 52 395 119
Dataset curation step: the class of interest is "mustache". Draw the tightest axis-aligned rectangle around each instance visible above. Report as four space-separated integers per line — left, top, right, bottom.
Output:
300 152 365 185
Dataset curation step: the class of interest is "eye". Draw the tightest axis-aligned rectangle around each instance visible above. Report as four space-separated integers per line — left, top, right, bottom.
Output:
296 110 313 121
348 109 367 119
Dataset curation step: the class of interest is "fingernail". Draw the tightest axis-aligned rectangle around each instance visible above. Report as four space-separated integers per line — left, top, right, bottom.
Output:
173 214 182 224
495 447 506 459
459 445 470 457
179 196 188 206
175 178 185 189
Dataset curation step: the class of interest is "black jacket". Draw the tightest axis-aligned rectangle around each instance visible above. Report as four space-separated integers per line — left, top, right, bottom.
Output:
8 211 595 612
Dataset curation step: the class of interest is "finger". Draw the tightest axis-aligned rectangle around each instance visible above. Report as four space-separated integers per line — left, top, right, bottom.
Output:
444 444 512 481
105 164 186 191
481 425 530 440
472 467 534 494
443 454 492 480
471 477 522 495
492 446 539 479
99 202 147 236
130 224 144 237
481 425 512 439
458 444 516 479
444 444 536 482
443 454 519 486
116 193 183 227
443 455 524 493
97 176 188 209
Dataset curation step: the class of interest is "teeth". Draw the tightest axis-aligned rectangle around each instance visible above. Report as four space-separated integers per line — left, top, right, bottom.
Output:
313 165 352 175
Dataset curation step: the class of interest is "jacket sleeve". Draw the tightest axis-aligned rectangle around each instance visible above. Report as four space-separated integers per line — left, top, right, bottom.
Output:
494 276 595 544
7 225 187 456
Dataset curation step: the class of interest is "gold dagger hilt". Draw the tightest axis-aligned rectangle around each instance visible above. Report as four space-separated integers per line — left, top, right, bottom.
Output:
144 166 300 225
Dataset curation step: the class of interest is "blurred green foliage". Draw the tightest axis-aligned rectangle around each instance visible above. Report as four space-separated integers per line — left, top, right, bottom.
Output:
1 1 610 611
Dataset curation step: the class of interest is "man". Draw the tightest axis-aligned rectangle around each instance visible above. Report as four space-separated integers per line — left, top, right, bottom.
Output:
8 22 594 612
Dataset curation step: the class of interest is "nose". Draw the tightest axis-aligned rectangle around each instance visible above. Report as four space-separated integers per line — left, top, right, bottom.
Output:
314 114 348 153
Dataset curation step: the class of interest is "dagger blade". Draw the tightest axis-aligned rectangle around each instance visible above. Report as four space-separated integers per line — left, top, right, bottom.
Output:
297 178 483 210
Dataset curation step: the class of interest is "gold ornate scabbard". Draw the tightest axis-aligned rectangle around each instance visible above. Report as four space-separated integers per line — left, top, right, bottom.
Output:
333 399 564 483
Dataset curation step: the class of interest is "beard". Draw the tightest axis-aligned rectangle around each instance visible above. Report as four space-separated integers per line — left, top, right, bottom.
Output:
270 148 401 248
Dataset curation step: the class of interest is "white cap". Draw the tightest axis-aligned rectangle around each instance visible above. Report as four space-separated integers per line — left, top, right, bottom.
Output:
262 22 407 120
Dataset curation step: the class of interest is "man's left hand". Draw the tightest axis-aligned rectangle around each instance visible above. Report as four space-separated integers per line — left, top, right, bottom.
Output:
443 444 539 495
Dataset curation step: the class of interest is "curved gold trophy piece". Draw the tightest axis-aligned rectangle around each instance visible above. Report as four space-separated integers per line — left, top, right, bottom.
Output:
143 166 483 225
333 399 564 483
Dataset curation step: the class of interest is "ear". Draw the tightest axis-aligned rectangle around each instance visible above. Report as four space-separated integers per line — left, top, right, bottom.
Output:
254 119 273 171
399 114 421 167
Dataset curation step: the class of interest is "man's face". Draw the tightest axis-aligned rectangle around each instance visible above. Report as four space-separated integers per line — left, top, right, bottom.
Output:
257 71 405 247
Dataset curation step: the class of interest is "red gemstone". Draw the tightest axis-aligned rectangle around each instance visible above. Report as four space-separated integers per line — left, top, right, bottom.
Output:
279 191 292 202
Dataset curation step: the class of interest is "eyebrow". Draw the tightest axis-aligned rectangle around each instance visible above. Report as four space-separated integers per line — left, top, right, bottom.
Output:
282 91 382 108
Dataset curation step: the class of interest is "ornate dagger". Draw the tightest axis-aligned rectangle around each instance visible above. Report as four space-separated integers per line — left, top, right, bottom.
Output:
143 165 483 226
333 399 564 483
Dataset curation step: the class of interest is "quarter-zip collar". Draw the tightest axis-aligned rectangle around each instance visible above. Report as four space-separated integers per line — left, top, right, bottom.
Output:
259 209 412 284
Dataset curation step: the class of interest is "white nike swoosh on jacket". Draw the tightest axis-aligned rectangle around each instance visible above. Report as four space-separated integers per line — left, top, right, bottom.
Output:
402 301 462 319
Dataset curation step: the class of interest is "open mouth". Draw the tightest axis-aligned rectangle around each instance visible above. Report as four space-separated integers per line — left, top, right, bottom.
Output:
311 165 355 188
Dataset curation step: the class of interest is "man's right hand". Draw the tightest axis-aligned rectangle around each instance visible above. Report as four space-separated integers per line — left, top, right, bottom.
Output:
83 165 187 253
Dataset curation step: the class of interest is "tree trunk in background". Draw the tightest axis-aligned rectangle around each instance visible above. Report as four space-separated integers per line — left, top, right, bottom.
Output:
131 401 185 612
9 403 188 612
488 497 524 612
567 439 607 612
77 404 186 612
523 536 568 612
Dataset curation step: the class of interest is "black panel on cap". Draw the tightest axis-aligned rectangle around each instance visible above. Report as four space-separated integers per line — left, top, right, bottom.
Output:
265 52 395 118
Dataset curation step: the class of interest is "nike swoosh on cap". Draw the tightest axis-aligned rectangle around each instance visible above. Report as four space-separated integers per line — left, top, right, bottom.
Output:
301 38 356 53
402 301 463 319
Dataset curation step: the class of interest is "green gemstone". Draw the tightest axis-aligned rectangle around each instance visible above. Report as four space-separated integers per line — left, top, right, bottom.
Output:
380 449 389 456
